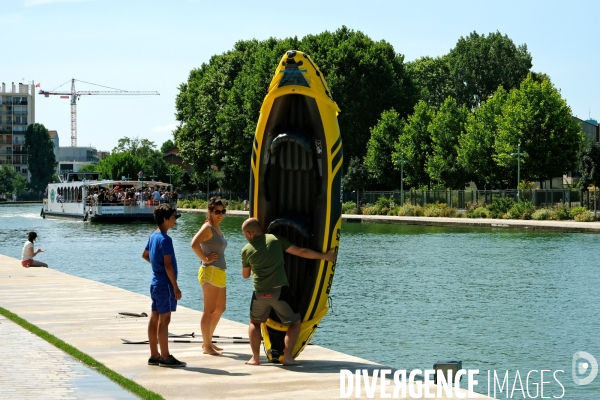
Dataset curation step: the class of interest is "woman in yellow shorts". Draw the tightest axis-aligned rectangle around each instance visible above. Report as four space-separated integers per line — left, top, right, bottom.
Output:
191 197 228 355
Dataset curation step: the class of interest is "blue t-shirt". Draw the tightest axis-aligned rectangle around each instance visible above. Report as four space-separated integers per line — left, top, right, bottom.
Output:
145 230 178 286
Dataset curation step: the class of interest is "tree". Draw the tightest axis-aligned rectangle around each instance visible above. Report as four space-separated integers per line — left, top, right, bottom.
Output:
447 31 532 109
579 141 600 187
343 157 370 203
25 123 56 192
13 174 27 195
495 75 584 187
302 26 416 162
407 56 453 108
77 164 100 173
0 165 17 196
160 139 175 154
458 87 510 189
175 27 417 191
365 109 405 189
97 152 143 181
426 97 470 189
112 137 157 159
394 101 435 189
579 141 600 213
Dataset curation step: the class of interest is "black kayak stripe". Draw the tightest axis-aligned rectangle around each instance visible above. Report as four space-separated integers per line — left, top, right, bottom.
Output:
331 136 341 157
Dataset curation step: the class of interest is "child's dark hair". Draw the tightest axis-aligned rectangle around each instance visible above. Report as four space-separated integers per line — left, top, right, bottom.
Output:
154 203 176 225
27 232 37 242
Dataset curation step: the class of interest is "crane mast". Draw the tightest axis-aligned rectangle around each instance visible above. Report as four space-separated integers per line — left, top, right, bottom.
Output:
39 78 160 147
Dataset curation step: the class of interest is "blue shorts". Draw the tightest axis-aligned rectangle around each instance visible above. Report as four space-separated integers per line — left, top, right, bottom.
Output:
150 284 177 314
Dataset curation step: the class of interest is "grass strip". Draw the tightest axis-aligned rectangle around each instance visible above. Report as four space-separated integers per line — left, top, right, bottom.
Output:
0 306 163 400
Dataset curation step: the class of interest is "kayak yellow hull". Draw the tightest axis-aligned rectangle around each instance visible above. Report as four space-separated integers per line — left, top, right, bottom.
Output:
249 50 342 362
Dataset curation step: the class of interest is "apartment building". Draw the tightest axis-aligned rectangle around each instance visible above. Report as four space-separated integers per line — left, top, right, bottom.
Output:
0 82 35 180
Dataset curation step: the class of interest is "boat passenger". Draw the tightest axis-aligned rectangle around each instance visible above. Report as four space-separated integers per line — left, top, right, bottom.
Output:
21 231 48 268
191 197 228 355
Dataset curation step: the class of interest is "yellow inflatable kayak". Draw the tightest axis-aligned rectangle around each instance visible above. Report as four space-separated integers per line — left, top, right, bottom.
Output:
249 50 343 362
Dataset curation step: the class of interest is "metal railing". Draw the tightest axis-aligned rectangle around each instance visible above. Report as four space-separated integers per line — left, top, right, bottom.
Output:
345 189 596 209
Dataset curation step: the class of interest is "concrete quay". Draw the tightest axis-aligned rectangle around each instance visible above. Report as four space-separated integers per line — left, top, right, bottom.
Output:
0 254 493 399
180 208 600 233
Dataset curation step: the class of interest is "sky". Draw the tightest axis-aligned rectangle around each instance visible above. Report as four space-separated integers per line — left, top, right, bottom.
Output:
3 0 599 152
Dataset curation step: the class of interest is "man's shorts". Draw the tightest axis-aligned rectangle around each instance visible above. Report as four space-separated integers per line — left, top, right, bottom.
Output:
198 265 226 288
250 286 301 324
150 284 177 314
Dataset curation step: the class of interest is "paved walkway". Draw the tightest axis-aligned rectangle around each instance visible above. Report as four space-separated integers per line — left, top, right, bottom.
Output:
0 315 136 400
0 254 493 399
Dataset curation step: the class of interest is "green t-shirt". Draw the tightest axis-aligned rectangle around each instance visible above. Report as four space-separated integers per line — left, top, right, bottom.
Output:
241 233 292 292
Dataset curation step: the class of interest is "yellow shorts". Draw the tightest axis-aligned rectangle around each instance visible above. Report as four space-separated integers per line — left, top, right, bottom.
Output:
198 265 227 288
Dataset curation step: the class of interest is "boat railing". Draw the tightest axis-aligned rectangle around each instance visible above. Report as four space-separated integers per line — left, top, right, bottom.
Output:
86 199 177 215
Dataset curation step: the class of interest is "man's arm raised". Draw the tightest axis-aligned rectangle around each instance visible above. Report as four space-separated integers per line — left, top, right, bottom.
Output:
285 246 337 262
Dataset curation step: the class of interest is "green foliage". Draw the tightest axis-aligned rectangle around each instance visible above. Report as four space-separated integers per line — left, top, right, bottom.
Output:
25 123 57 192
458 87 509 189
100 137 171 184
446 31 532 109
570 206 588 218
421 203 458 218
97 152 143 181
574 211 595 222
552 202 571 220
375 196 393 210
532 209 552 220
112 137 157 159
495 75 583 185
77 164 99 173
406 56 452 108
395 101 435 188
365 109 405 188
426 97 469 188
0 164 24 195
466 207 490 218
506 201 534 219
396 204 424 216
177 199 208 209
302 27 416 162
343 157 370 191
175 27 416 191
487 197 515 218
160 139 175 154
342 201 358 214
578 141 600 190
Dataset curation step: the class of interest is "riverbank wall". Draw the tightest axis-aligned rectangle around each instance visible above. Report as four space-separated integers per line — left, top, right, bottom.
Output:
179 208 600 233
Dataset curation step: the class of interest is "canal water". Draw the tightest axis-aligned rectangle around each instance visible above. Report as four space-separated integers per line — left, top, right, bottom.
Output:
1 204 599 399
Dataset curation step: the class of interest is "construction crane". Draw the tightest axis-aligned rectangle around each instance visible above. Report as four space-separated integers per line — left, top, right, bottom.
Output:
39 78 160 147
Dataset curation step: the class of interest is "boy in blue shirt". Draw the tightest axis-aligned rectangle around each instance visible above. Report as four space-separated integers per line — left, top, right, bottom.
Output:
142 204 186 368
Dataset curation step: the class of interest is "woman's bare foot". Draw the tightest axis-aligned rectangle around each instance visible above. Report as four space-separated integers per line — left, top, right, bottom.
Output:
212 344 223 352
203 346 222 355
245 357 260 366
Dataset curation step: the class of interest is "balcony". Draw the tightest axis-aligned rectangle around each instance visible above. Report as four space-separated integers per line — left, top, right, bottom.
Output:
14 120 27 125
13 111 27 115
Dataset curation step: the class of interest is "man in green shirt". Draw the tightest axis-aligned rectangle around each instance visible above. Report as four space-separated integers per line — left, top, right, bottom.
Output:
241 218 336 366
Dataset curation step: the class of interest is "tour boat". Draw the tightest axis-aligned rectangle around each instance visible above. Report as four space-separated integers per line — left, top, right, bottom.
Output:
42 172 177 222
